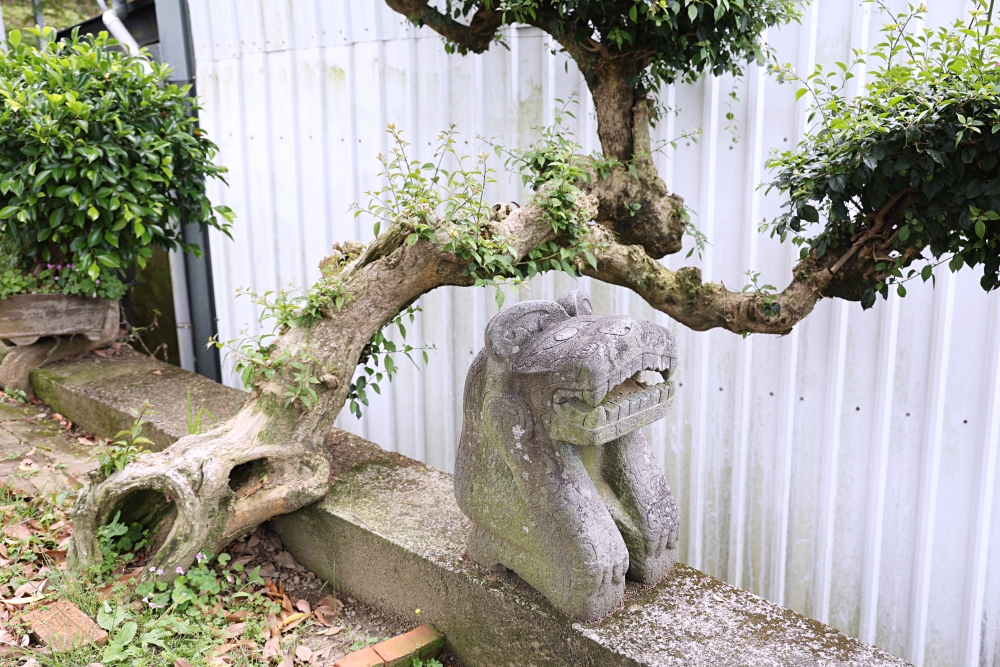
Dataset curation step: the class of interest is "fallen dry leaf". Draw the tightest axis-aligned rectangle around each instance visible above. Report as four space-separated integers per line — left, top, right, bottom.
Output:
224 622 245 639
17 460 36 472
77 437 93 447
294 599 310 615
262 636 281 660
294 644 312 663
224 610 249 624
93 349 107 358
314 646 332 660
86 663 104 667
280 596 294 614
0 543 8 559
278 654 293 667
278 612 309 632
43 549 67 562
274 551 302 571
2 524 31 542
313 609 331 627
207 643 235 658
317 625 342 637
239 479 263 498
174 659 193 667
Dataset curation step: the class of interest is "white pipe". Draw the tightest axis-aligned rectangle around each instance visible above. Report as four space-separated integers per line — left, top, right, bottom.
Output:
101 9 152 74
168 249 196 372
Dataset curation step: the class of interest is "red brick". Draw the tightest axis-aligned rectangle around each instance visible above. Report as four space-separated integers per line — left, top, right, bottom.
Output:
22 599 108 651
372 625 445 666
334 646 385 667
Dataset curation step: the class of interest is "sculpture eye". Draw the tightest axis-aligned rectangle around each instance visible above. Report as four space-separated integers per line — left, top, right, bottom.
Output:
598 320 632 336
553 327 578 341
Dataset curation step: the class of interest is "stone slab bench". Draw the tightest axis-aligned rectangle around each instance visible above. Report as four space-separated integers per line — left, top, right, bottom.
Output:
271 433 910 667
29 348 244 450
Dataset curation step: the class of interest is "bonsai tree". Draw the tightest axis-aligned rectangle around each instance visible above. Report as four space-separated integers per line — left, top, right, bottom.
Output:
0 28 233 302
68 1 1000 578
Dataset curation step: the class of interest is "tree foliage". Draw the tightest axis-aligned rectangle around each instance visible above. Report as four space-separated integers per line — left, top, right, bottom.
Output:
0 29 233 301
767 1 1000 306
411 0 798 93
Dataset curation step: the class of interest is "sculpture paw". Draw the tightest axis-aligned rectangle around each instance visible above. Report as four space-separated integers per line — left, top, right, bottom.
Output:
600 555 629 587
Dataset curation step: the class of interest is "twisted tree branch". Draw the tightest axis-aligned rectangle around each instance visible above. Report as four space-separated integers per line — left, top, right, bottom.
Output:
384 0 501 54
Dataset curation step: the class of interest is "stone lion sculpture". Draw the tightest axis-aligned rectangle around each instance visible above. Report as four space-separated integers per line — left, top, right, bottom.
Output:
455 289 679 620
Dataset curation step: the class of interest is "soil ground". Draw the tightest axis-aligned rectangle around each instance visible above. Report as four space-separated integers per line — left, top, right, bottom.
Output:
0 391 463 666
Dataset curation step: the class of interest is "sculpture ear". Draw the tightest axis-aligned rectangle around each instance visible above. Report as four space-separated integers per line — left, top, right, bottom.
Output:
556 289 593 317
485 300 570 364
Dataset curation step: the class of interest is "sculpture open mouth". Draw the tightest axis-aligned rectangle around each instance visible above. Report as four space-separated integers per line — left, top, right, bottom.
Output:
550 357 674 446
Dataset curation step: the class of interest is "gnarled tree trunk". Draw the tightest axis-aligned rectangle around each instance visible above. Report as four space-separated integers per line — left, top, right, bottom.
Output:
68 1 867 578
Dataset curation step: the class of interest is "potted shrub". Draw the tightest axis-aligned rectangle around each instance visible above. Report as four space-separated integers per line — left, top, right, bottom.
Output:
0 28 233 391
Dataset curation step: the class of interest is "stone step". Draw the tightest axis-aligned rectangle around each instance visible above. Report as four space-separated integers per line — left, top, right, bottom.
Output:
30 348 244 451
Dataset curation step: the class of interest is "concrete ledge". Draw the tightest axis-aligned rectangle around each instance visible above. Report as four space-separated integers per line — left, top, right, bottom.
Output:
272 434 910 667
30 348 244 450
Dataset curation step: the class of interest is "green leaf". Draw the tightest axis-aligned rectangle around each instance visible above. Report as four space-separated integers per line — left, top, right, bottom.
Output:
897 284 906 297
949 254 964 272
88 263 100 281
0 206 18 219
976 219 986 239
97 253 120 268
688 4 698 21
87 206 100 221
97 602 116 632
795 88 808 102
116 622 137 646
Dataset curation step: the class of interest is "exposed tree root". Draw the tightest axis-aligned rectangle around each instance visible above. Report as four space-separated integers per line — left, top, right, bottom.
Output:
68 402 331 576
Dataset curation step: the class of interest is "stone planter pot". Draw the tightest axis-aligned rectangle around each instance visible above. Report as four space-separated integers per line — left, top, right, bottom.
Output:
0 294 118 394
0 294 117 346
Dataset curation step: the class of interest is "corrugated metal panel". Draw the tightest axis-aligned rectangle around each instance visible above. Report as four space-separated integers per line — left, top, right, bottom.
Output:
188 1 999 664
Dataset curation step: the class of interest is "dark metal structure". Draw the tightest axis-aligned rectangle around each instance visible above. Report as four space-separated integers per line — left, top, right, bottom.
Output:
57 0 222 382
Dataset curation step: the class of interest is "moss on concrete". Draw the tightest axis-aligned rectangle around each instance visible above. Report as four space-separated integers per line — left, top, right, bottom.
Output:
271 439 911 667
31 348 245 450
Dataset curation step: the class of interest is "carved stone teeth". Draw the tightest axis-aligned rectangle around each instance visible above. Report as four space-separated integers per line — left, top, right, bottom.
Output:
644 352 658 374
614 396 631 418
639 388 652 410
604 401 619 422
584 406 607 428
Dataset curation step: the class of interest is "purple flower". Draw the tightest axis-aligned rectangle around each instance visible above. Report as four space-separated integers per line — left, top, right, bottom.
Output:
196 553 205 562
54 276 59 281
156 568 164 576
95 279 101 284
175 566 185 575
149 566 156 572
46 263 53 269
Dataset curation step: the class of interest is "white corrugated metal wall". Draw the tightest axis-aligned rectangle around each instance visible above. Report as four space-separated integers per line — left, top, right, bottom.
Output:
186 1 999 664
